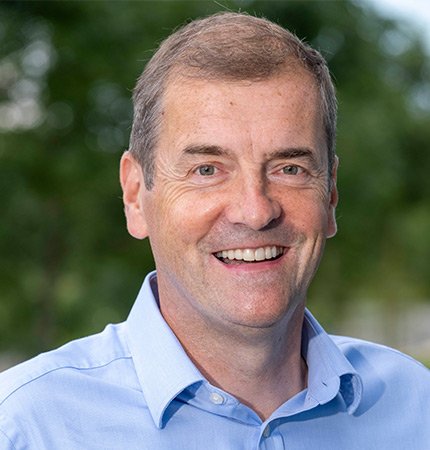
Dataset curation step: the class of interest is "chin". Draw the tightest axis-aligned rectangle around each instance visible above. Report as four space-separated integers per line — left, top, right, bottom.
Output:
224 297 298 330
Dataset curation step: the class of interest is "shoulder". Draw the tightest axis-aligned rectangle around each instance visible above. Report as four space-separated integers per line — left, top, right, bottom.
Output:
0 323 148 448
331 334 430 431
0 322 133 407
332 334 429 375
332 334 430 406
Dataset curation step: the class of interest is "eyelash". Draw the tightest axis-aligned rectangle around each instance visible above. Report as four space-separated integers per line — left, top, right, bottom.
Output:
195 165 218 176
192 163 306 180
281 165 303 175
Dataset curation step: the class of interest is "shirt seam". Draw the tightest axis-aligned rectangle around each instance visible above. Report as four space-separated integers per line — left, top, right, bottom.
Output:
0 355 133 408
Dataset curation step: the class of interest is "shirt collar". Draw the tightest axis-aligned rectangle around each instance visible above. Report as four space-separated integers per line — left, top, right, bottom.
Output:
302 309 363 414
125 271 204 429
126 272 363 428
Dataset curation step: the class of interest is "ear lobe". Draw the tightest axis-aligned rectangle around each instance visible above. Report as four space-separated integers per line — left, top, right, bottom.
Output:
120 151 149 240
326 156 339 239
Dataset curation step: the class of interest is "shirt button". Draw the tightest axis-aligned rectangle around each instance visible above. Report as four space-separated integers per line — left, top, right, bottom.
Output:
263 424 271 438
209 392 224 405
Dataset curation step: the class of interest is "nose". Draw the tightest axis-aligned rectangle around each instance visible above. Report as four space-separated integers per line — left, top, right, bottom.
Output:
224 176 281 230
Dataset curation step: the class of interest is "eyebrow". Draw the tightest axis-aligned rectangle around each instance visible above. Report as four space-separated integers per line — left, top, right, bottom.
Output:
183 145 314 156
180 144 318 166
266 147 315 161
182 144 232 157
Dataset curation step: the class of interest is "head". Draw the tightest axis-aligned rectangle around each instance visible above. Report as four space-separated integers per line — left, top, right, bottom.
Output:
121 12 339 339
128 12 337 190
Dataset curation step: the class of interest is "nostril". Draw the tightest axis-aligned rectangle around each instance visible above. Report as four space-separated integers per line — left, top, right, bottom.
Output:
225 199 281 231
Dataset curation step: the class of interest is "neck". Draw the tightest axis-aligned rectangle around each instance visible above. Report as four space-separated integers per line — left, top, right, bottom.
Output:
160 295 308 421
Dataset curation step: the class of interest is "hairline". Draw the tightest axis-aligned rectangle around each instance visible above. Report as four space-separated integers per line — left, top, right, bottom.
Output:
128 13 337 191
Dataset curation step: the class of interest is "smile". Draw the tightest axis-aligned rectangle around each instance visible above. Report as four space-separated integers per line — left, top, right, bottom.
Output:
214 246 285 264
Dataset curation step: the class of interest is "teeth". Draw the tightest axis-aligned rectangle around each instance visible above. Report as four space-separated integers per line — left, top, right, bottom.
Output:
215 246 284 262
243 249 253 261
255 248 265 261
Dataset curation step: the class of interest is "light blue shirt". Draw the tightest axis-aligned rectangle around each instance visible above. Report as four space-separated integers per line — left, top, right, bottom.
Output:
1 271 429 449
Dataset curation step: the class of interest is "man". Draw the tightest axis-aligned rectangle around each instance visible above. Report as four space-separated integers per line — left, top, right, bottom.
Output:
0 12 429 449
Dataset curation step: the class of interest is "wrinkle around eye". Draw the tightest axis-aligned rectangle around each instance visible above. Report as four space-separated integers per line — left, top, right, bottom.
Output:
268 164 330 192
188 163 230 187
270 164 308 182
155 161 228 194
155 162 190 184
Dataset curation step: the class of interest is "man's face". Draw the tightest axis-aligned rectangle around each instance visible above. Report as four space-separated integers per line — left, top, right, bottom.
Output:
123 70 337 334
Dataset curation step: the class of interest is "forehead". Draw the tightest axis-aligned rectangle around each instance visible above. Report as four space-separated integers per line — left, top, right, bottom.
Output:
158 70 324 161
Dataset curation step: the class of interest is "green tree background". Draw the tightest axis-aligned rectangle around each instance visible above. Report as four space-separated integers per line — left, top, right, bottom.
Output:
0 1 429 365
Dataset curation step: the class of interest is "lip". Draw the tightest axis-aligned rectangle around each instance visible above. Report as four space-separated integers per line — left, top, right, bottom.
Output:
212 245 285 260
212 244 285 253
212 249 287 271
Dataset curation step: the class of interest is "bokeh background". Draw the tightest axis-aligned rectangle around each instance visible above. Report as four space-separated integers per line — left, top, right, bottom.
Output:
1 0 429 370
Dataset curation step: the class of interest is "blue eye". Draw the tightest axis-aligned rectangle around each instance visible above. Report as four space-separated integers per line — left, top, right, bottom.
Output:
282 165 299 175
198 165 216 176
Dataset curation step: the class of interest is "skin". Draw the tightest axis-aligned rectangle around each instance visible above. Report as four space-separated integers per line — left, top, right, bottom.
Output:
120 70 338 420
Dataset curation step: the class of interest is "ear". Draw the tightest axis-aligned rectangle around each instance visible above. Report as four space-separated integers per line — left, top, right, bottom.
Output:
326 156 339 239
120 151 149 240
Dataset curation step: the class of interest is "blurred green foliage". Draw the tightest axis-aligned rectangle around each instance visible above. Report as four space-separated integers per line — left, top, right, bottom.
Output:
0 1 429 357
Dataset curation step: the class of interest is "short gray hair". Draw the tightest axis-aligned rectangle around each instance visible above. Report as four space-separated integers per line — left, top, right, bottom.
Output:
129 12 337 189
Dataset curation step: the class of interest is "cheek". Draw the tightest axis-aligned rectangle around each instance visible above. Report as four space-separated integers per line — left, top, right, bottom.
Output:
282 191 329 235
151 185 225 246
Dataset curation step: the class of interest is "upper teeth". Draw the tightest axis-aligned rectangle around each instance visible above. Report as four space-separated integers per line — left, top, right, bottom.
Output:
215 246 283 262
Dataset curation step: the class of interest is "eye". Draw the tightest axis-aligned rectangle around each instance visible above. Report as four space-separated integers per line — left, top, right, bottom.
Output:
282 165 300 175
197 165 216 176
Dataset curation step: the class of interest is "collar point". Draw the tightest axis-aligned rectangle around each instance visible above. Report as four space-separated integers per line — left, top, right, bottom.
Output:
341 372 363 415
